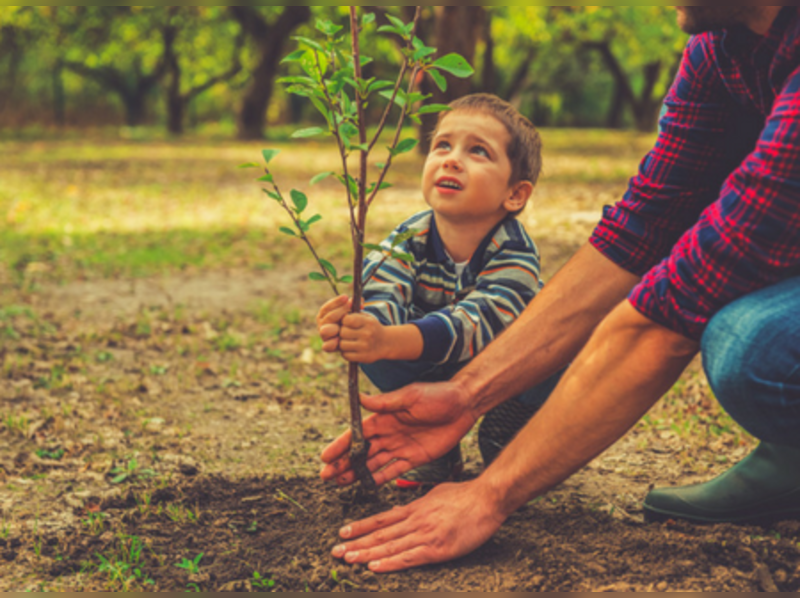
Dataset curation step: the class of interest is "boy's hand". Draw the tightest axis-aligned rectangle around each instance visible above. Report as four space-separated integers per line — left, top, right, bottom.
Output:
339 313 388 363
316 295 351 353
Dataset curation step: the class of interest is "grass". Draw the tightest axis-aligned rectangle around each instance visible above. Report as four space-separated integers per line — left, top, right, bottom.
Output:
0 128 655 286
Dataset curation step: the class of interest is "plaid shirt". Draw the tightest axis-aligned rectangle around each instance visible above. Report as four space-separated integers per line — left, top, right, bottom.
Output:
590 7 800 340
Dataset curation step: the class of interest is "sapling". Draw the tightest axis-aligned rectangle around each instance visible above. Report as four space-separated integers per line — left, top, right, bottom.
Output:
242 7 474 493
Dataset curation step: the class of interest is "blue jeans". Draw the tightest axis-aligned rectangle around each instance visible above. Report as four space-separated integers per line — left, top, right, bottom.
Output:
702 276 800 448
361 358 562 409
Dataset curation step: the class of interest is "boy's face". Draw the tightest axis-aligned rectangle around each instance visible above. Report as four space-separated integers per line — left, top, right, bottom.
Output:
422 110 528 226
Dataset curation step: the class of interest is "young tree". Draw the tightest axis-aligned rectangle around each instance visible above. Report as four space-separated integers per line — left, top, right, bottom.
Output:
242 7 473 493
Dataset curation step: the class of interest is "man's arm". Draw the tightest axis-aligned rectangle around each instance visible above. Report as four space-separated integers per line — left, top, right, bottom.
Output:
330 301 698 572
321 243 640 484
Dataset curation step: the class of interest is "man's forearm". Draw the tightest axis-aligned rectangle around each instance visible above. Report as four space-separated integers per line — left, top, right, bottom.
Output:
480 301 699 517
456 242 641 418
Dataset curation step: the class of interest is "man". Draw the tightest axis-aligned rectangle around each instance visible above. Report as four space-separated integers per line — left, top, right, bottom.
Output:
320 6 800 573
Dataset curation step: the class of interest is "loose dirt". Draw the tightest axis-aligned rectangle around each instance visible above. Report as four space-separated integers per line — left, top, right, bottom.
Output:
1 268 798 591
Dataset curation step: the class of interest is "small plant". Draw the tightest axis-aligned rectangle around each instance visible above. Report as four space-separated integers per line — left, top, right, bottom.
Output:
165 503 199 525
96 350 114 363
175 552 203 575
149 365 168 375
95 535 155 591
275 488 306 512
330 568 359 589
252 571 276 590
243 7 473 492
3 413 30 438
36 448 65 461
109 458 157 485
82 511 109 535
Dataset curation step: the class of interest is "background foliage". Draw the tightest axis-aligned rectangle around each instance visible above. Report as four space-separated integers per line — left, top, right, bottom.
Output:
0 6 687 138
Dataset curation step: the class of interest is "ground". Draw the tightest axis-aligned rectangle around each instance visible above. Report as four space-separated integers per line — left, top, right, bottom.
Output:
1 131 798 591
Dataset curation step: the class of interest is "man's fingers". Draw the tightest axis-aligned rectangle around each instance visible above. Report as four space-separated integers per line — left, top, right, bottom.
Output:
321 429 353 465
338 505 410 543
370 459 413 486
368 545 440 573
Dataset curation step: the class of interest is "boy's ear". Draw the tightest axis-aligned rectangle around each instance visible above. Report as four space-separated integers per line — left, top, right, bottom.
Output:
504 180 534 213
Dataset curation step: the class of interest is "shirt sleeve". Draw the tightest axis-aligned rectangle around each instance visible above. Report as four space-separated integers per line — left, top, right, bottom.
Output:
590 35 746 276
360 227 417 326
629 64 800 340
412 243 542 365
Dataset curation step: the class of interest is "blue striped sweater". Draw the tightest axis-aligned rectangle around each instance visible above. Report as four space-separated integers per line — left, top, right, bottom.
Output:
362 210 543 365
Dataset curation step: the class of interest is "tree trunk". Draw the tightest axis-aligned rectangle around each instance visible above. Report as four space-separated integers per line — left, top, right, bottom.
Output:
52 61 65 127
606 79 626 129
480 10 496 95
231 6 311 140
163 21 183 135
418 6 484 153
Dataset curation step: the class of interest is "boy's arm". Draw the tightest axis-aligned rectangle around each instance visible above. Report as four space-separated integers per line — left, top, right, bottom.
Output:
338 315 423 363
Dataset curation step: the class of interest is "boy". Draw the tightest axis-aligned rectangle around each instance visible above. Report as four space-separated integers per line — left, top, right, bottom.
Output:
317 93 550 488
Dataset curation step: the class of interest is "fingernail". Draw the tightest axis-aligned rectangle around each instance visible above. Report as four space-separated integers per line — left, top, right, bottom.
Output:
369 560 381 571
345 551 359 562
332 545 346 557
340 525 352 538
338 476 348 485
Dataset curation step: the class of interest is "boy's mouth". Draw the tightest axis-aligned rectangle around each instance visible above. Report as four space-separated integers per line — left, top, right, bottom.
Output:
435 177 463 191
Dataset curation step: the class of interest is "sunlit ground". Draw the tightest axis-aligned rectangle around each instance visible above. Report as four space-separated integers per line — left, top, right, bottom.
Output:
0 128 656 284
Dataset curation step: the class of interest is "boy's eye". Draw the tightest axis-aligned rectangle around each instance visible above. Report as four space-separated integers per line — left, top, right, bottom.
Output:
434 140 451 151
471 145 490 158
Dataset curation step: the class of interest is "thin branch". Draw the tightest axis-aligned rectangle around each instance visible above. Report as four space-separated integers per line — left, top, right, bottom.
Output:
367 6 422 154
265 167 339 295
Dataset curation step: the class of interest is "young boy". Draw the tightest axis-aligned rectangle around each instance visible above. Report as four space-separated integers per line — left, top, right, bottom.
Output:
316 93 547 488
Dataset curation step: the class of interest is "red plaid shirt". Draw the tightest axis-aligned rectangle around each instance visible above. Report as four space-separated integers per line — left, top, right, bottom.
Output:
590 7 800 340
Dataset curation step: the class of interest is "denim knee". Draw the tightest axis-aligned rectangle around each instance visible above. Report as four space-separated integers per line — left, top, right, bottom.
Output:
701 278 800 446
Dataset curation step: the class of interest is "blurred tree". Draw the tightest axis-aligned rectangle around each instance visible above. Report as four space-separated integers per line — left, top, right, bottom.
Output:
162 7 244 135
55 7 173 127
229 6 311 140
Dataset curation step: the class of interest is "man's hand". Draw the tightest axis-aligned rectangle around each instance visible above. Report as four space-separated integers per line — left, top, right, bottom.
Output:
320 381 477 486
316 295 351 353
339 312 388 363
330 479 506 572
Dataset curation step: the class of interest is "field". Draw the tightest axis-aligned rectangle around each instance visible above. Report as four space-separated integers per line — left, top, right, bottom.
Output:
1 130 798 591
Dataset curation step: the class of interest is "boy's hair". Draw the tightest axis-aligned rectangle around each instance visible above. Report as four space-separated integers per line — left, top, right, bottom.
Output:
434 93 542 215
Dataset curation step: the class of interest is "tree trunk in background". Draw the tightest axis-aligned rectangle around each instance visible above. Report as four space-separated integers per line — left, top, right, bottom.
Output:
52 61 65 127
231 6 311 140
586 40 665 133
480 11 496 95
163 20 184 135
417 6 484 152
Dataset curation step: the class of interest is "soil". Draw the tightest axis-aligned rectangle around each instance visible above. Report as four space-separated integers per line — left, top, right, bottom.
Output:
2 268 799 591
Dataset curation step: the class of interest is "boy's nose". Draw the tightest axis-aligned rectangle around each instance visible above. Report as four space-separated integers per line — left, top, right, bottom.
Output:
443 158 463 172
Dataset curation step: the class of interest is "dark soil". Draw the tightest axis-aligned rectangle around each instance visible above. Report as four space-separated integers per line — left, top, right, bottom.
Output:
6 475 800 592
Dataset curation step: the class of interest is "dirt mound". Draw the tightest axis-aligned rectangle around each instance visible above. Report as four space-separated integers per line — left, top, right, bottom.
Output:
7 475 800 592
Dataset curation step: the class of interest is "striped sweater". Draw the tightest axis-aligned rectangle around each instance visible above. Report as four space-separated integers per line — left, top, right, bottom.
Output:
362 210 542 365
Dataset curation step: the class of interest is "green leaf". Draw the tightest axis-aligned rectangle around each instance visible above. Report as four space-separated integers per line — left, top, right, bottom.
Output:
306 214 322 227
290 189 308 214
352 143 369 152
291 127 326 139
367 80 395 95
386 14 408 33
374 162 386 170
319 259 337 277
392 252 414 263
339 122 359 140
111 474 128 485
279 227 297 238
418 103 452 115
391 229 418 247
377 24 403 37
432 53 475 79
256 174 274 183
263 189 281 202
413 45 437 61
277 76 317 86
428 69 447 92
281 49 307 64
262 149 281 164
339 275 353 284
391 138 418 156
362 12 375 27
309 272 327 281
315 18 343 37
300 49 329 81
292 36 324 52
362 243 384 252
238 162 260 169
310 172 334 186
379 88 407 108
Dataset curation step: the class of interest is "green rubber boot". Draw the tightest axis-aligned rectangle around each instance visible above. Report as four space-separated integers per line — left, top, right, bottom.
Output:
644 443 800 524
